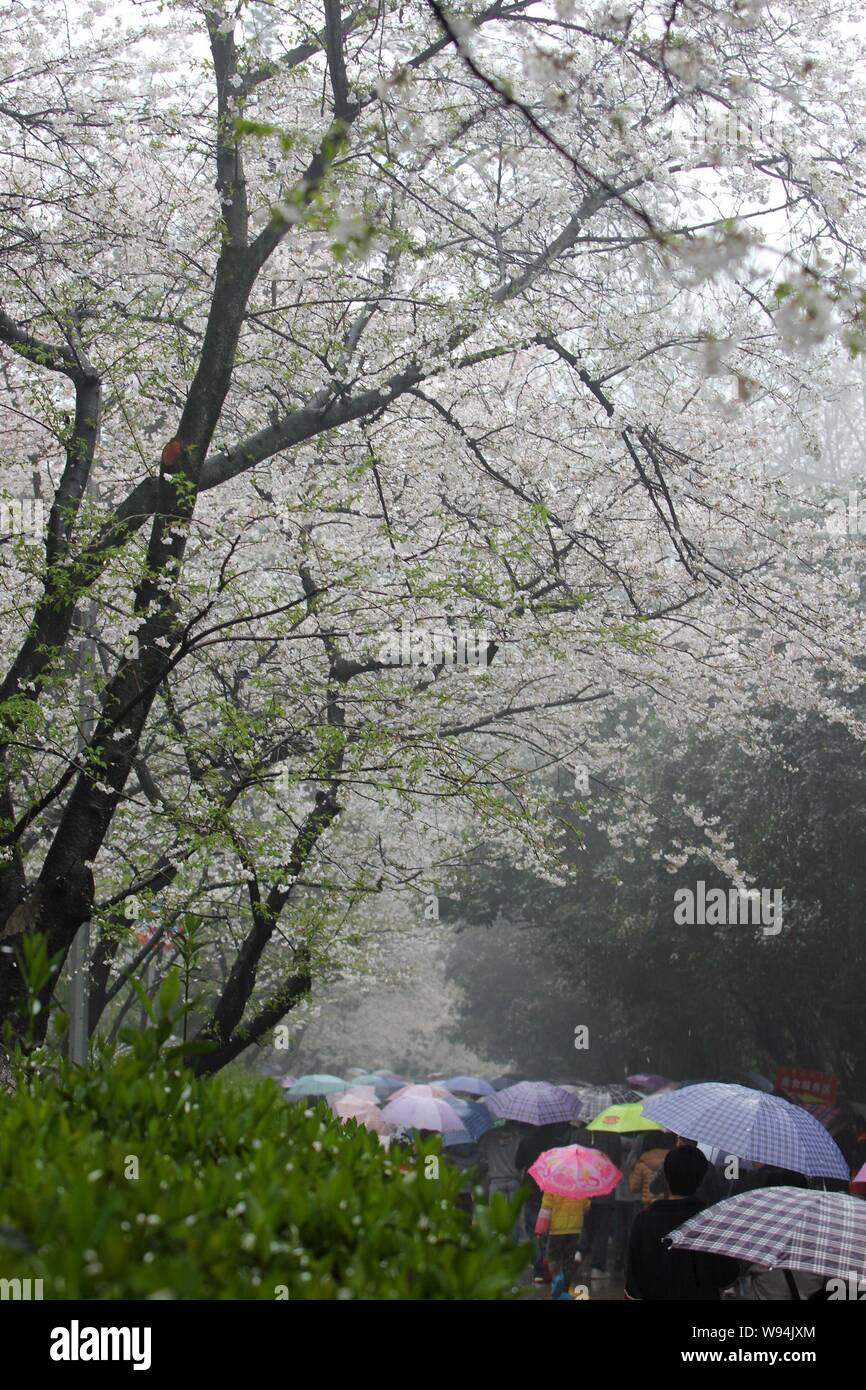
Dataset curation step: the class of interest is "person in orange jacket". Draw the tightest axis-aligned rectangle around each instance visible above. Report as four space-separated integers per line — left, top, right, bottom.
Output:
628 1131 677 1203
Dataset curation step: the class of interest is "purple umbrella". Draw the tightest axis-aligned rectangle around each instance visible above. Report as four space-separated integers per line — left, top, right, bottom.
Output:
627 1073 672 1094
380 1095 465 1133
642 1083 848 1179
486 1081 583 1126
443 1075 496 1096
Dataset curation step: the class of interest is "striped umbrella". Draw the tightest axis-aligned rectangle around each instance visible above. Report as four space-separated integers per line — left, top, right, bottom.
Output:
575 1084 643 1122
668 1186 866 1280
486 1081 582 1126
642 1083 848 1179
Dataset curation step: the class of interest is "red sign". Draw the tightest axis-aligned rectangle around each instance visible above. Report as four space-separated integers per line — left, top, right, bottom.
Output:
774 1066 838 1105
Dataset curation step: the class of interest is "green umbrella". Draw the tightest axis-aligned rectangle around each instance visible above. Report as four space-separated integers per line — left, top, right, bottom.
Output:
587 1103 663 1133
285 1073 347 1098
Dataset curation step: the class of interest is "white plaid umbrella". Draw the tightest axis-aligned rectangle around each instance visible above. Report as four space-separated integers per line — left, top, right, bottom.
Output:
668 1186 866 1280
641 1083 848 1178
574 1084 643 1122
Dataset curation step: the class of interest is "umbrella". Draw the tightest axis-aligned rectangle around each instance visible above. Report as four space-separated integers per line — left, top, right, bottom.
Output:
642 1083 849 1179
668 1186 866 1280
627 1073 672 1094
443 1075 496 1096
528 1144 621 1200
285 1073 347 1098
486 1082 583 1126
489 1074 525 1090
328 1095 391 1133
343 1073 403 1098
380 1095 466 1133
854 1161 866 1183
278 1075 298 1089
588 1103 664 1134
574 1085 643 1122
334 1084 379 1105
448 1098 495 1141
799 1101 841 1131
390 1083 457 1103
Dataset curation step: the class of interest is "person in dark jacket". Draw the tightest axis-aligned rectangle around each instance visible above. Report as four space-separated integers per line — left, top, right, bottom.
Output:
579 1131 622 1279
624 1146 740 1300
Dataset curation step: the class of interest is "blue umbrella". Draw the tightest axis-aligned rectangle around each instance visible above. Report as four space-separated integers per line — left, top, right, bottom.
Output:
642 1083 848 1179
448 1098 495 1141
285 1073 347 1099
443 1075 496 1096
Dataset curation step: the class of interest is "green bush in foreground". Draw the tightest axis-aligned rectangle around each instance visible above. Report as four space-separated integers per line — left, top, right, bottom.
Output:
0 985 527 1299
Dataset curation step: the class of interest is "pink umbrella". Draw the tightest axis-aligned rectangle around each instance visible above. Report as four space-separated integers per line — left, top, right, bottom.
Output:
854 1161 866 1183
390 1083 456 1103
381 1095 465 1132
528 1145 621 1199
335 1084 379 1105
329 1095 391 1133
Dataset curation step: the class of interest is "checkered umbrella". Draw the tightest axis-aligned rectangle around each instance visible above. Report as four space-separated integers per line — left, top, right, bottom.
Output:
642 1083 848 1179
574 1084 644 1122
668 1186 866 1280
485 1081 582 1125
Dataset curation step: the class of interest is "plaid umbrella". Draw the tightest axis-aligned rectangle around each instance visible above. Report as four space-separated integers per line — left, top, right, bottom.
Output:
528 1145 621 1199
668 1186 866 1280
486 1081 582 1126
642 1083 848 1179
575 1084 643 1122
799 1101 841 1131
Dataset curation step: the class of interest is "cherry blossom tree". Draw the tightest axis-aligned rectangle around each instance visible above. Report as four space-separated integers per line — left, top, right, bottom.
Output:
0 0 865 1070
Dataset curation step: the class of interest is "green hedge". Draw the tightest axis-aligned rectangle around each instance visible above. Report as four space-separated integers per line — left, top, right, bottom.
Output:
0 993 527 1299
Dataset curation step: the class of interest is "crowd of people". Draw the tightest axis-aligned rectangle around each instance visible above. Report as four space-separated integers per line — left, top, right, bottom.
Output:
442 1118 866 1302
